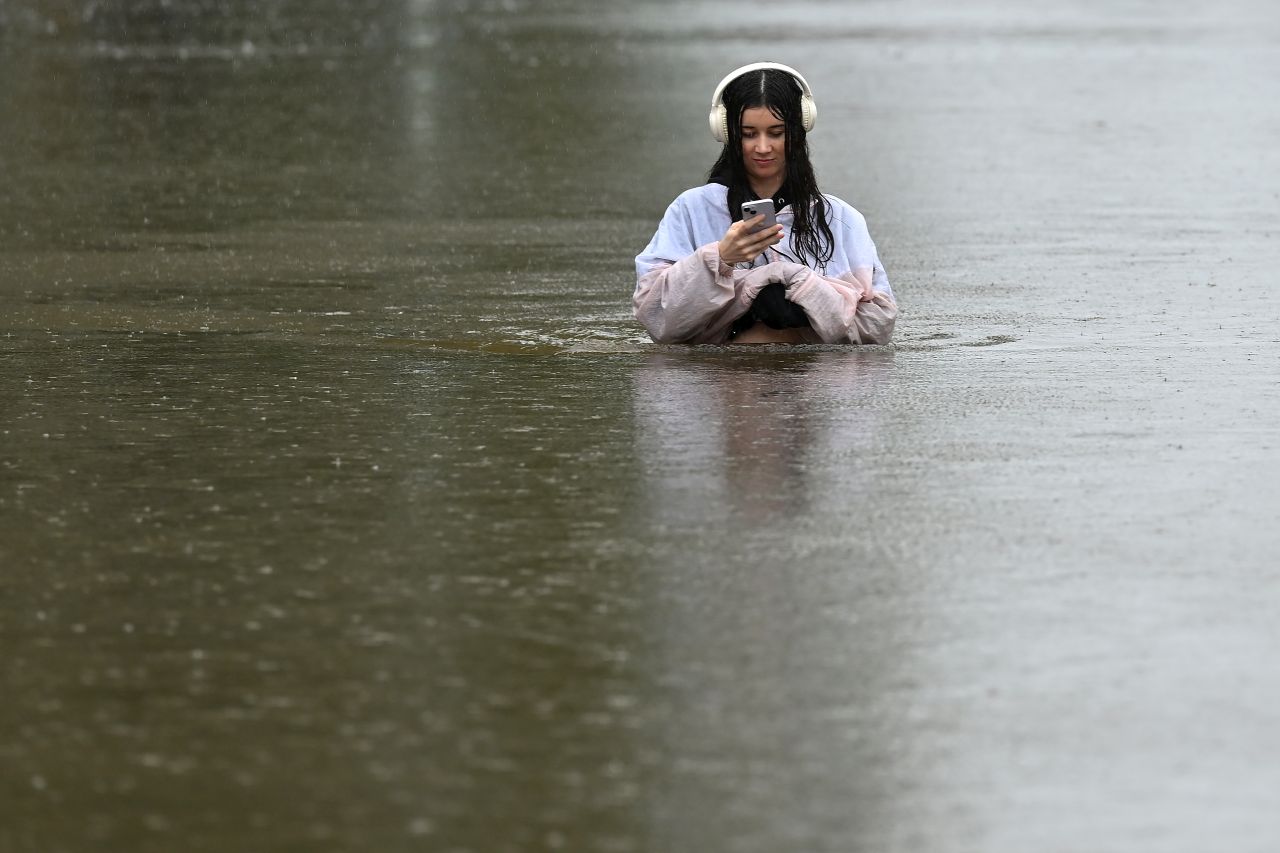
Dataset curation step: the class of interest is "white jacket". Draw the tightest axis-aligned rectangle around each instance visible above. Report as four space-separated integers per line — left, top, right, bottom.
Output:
634 183 897 344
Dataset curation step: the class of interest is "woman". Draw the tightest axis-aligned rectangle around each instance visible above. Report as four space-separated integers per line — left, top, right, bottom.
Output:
633 62 897 345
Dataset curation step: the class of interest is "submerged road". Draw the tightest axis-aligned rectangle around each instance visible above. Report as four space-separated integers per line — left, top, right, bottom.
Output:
3 1 1279 850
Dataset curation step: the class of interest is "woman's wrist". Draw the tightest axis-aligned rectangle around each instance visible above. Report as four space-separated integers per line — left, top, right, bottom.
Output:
718 240 742 266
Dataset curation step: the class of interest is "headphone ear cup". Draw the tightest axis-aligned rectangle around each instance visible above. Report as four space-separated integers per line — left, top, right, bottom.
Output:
709 105 729 144
801 95 817 132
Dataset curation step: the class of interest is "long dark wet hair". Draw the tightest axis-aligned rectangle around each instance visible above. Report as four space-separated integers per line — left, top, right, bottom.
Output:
708 67 835 269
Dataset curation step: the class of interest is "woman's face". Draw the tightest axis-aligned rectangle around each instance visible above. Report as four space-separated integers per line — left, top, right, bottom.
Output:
740 106 786 189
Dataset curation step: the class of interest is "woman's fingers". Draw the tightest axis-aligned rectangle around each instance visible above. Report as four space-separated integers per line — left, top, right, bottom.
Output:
723 220 784 264
747 225 784 250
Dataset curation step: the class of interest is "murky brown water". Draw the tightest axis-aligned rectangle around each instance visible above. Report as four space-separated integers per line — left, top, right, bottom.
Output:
4 1 1280 851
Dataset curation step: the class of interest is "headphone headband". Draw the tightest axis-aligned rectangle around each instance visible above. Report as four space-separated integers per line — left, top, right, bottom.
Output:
708 62 818 143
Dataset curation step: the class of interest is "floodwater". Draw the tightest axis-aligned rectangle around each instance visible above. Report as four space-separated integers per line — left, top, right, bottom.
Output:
3 0 1280 850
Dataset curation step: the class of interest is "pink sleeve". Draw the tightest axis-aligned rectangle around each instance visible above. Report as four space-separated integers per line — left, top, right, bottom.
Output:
786 267 898 344
633 245 779 344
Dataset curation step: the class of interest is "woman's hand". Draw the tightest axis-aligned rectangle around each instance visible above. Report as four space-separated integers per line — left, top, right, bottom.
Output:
718 216 784 266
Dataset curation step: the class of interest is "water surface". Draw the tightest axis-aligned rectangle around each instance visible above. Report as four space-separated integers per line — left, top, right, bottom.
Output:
4 1 1280 851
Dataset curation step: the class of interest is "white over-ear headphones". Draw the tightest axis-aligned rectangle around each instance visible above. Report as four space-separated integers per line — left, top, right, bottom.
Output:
708 62 817 144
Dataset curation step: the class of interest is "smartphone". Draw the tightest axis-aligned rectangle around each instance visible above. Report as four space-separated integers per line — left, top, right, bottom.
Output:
741 199 777 233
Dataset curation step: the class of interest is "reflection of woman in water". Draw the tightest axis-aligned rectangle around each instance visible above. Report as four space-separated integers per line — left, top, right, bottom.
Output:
632 351 892 522
634 62 897 345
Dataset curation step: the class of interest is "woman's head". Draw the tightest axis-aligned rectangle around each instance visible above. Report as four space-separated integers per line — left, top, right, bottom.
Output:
708 65 834 268
716 67 811 193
